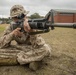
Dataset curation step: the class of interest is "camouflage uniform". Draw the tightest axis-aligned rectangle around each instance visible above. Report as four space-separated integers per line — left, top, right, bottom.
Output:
0 5 51 66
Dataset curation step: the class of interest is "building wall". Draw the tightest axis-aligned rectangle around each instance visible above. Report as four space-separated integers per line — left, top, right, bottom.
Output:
54 13 76 23
74 14 76 22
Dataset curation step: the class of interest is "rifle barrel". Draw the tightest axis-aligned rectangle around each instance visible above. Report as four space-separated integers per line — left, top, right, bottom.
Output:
52 23 76 28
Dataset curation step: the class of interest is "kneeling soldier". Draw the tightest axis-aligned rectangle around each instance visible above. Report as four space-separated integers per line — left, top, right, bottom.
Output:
0 5 51 71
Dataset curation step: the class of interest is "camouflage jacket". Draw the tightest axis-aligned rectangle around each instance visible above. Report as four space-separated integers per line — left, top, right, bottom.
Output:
0 22 45 48
0 22 51 65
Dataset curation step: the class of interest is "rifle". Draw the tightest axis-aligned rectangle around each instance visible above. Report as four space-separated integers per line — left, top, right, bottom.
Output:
12 10 76 34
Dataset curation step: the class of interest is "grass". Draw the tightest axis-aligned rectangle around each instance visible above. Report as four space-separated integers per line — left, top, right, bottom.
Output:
0 24 9 35
0 24 8 33
0 24 8 31
0 24 76 75
41 28 76 57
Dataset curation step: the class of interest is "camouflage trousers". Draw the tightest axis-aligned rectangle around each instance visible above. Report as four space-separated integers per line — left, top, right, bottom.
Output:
16 43 51 65
0 44 51 65
0 34 51 65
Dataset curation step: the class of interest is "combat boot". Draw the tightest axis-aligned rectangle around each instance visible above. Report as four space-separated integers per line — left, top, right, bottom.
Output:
29 61 41 71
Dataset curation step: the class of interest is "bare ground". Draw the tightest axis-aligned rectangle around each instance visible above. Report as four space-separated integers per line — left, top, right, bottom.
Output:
0 24 76 75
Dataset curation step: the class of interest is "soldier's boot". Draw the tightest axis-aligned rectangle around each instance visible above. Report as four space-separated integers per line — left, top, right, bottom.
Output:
29 61 41 71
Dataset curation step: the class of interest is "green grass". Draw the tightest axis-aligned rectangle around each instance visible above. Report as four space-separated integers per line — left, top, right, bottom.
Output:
0 24 9 31
0 24 9 35
0 27 6 31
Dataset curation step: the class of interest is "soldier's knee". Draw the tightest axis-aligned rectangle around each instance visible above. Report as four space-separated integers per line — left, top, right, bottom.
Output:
43 44 51 56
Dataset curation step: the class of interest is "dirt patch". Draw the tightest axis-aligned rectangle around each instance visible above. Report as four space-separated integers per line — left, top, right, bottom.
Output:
0 55 76 75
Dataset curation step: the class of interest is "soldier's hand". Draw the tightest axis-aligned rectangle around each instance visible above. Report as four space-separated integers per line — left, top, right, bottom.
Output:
24 18 32 32
12 28 22 37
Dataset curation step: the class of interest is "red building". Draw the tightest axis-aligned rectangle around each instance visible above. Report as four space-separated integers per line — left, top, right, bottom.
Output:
50 9 76 23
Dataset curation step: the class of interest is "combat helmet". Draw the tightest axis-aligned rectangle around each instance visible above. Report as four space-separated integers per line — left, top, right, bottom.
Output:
10 5 29 18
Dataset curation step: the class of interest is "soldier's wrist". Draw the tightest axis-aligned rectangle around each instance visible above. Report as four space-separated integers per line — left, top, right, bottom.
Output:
10 32 14 38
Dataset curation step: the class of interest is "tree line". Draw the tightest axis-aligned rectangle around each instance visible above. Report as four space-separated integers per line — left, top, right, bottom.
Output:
0 13 44 24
